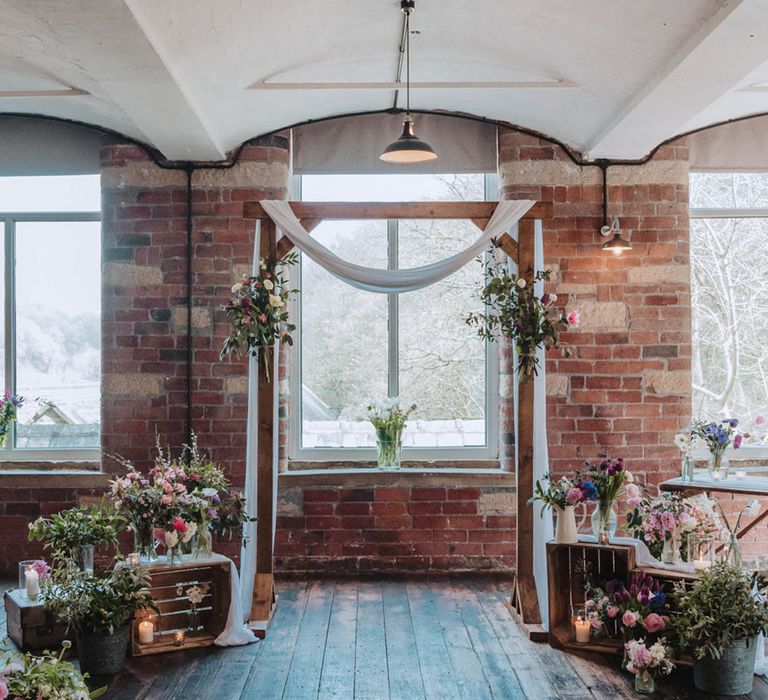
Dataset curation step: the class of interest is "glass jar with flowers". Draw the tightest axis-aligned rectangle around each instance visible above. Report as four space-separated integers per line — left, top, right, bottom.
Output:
529 475 585 544
674 427 697 481
624 638 675 694
0 390 23 449
367 398 416 470
110 463 162 562
579 457 628 544
691 418 744 480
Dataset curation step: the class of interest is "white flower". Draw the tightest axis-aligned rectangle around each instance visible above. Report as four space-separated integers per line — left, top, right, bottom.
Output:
549 293 557 304
268 294 283 308
202 487 218 498
517 278 526 288
187 585 206 605
746 499 761 517
625 470 634 483
164 530 179 548
231 282 243 293
182 521 198 543
674 432 693 455
259 258 266 270
263 278 274 291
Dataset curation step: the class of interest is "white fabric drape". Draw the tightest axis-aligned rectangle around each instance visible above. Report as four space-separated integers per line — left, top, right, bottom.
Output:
531 219 554 629
260 199 535 294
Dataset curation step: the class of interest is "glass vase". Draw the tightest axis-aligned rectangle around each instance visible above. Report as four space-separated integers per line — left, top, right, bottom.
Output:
71 544 95 573
166 544 183 567
725 532 742 568
133 521 158 562
376 428 402 470
634 670 655 694
708 452 730 481
188 603 202 635
681 455 695 482
193 526 213 560
661 530 683 566
590 502 617 545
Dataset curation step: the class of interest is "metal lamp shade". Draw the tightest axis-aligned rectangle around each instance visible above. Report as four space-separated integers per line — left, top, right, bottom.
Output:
380 117 438 164
601 233 632 254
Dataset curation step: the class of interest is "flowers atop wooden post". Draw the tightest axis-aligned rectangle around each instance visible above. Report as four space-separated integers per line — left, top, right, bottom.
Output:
220 252 299 381
466 262 578 379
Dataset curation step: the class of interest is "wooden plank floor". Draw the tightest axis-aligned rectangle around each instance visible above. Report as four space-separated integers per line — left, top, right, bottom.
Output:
4 577 768 699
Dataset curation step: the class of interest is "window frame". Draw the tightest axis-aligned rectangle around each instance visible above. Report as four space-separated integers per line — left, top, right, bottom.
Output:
689 189 768 460
287 172 500 463
3 209 101 462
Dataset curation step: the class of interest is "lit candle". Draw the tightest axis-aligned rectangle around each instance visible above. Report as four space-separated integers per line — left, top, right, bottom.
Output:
173 629 185 646
138 620 154 644
129 553 140 566
574 615 591 643
693 558 712 572
24 566 39 600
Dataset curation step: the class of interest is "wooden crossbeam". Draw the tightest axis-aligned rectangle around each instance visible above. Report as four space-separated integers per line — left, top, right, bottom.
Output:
244 201 553 221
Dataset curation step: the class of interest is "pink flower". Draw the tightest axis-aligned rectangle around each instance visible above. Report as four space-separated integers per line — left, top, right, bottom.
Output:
566 310 580 328
607 606 619 619
590 617 602 630
279 327 288 337
622 610 638 628
756 415 766 426
566 488 582 505
643 613 666 633
258 314 267 323
161 494 173 506
163 481 173 494
628 496 642 507
734 433 743 449
0 678 8 700
625 483 640 499
172 516 188 533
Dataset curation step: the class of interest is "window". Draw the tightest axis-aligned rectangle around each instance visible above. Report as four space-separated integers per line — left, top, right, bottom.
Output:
289 173 498 462
1 175 101 459
689 172 768 449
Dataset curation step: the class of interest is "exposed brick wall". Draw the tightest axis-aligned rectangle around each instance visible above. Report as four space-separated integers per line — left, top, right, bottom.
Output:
498 129 691 502
275 482 516 574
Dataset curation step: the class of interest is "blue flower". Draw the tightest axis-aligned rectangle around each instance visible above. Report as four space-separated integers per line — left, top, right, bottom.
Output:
580 481 598 501
723 418 739 428
648 590 666 612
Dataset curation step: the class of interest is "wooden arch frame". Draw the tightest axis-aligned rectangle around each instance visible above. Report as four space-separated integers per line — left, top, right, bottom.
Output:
242 200 554 637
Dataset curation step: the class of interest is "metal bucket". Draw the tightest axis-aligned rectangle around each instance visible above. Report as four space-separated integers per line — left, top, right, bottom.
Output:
76 623 130 676
693 636 757 696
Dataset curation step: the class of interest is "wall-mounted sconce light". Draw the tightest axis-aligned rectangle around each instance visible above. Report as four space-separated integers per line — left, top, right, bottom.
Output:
600 216 632 256
598 162 631 255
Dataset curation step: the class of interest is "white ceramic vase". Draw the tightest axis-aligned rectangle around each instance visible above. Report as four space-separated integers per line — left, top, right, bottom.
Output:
554 505 579 544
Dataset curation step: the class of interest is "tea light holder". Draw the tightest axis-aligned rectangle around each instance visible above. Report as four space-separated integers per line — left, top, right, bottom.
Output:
688 534 716 572
173 629 186 647
18 560 41 600
572 606 591 644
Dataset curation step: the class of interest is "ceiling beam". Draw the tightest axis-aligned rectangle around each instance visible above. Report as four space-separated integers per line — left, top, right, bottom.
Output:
586 0 768 159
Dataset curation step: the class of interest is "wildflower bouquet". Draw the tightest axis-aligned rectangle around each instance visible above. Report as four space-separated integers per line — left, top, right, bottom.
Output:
220 252 299 380
578 457 629 543
691 418 744 478
529 475 585 514
367 397 416 468
624 638 675 688
110 464 163 560
612 572 672 641
466 263 579 378
0 390 23 448
0 641 106 699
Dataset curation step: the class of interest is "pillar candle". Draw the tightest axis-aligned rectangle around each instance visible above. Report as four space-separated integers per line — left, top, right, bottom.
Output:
138 620 154 644
574 617 591 643
25 567 39 600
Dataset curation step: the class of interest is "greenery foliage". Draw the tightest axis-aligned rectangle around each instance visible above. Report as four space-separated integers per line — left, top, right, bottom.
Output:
28 503 126 562
41 565 156 635
673 561 768 659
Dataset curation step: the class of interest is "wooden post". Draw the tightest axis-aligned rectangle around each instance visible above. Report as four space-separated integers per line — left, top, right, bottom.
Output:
508 218 547 642
250 218 277 632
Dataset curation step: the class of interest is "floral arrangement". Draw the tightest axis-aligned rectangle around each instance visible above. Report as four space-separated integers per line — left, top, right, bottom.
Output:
366 397 416 434
41 565 156 635
220 253 299 380
715 498 760 567
691 418 744 476
626 492 723 561
111 433 252 560
673 562 768 660
624 638 675 678
466 264 579 378
673 425 697 457
0 391 23 448
529 475 584 514
0 641 105 699
28 503 126 566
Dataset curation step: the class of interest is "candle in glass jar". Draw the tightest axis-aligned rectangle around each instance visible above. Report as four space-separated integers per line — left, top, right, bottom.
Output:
574 616 591 643
129 552 140 566
173 629 185 646
24 566 39 600
693 557 713 572
138 620 154 644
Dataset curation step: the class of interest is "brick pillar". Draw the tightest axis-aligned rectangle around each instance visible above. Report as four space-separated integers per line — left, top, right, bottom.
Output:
497 129 691 490
100 145 189 470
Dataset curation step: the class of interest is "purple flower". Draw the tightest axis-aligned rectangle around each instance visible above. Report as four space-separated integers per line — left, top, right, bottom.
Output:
724 418 739 428
734 434 743 449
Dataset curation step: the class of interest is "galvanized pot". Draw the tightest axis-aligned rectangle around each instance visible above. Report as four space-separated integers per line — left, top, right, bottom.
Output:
693 636 757 696
76 623 130 676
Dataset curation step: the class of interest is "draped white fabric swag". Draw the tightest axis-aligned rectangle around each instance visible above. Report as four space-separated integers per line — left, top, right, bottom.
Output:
240 198 541 620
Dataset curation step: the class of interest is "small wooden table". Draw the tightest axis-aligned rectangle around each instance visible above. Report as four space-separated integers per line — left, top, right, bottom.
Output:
660 473 768 548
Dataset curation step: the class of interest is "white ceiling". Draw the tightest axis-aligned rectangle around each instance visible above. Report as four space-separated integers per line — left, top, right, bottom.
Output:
1 0 767 161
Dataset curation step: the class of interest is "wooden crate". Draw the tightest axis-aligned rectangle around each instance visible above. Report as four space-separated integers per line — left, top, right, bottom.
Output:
130 559 231 657
4 589 70 652
546 540 700 656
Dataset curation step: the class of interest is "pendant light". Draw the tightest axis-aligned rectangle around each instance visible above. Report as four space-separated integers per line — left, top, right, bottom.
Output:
601 216 632 256
380 0 437 164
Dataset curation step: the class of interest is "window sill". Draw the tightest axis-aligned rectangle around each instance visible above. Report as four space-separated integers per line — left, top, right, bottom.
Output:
279 467 513 488
288 460 500 471
0 468 109 488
